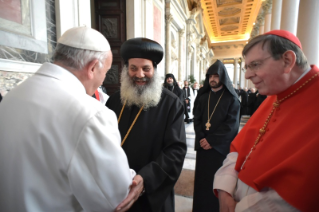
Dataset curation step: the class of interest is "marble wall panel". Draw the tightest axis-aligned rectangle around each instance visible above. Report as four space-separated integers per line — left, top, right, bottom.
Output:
0 0 22 24
154 4 162 44
0 0 56 64
0 0 56 95
153 4 164 74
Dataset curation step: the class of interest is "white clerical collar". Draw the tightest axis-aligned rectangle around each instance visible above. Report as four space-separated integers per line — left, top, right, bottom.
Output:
294 67 311 84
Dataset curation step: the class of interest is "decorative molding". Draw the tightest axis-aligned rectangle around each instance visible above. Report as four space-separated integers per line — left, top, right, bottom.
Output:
104 65 119 84
101 18 118 38
165 14 173 23
218 7 241 17
219 17 240 25
216 0 242 7
221 25 238 31
0 0 48 54
179 29 185 36
0 59 41 73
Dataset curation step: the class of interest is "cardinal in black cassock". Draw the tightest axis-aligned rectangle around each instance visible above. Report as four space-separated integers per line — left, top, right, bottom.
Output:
193 60 240 212
106 38 187 212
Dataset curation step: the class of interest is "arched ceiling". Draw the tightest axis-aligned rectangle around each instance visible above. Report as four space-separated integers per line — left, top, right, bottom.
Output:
188 0 264 59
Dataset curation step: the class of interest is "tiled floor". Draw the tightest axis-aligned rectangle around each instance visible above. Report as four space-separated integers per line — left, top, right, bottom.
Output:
175 122 196 212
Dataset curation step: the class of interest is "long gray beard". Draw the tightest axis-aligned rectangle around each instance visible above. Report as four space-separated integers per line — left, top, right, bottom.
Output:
120 66 162 110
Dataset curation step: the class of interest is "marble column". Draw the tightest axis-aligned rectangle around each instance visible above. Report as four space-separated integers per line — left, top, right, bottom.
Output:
259 19 265 35
281 0 300 35
199 58 202 83
271 0 282 30
297 0 319 65
240 60 246 88
233 58 238 86
178 29 185 81
165 14 173 74
263 3 272 33
238 59 242 89
186 19 193 79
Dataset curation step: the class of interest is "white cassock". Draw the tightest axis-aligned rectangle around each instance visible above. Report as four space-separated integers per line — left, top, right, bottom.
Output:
0 63 134 212
188 87 195 120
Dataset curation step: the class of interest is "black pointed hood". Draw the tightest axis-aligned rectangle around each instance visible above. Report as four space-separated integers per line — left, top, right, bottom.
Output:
194 60 238 113
164 73 178 87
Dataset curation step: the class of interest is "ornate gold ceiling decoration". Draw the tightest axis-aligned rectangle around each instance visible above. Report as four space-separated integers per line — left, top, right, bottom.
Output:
216 0 242 7
201 0 263 44
219 17 240 25
218 7 241 17
221 25 238 31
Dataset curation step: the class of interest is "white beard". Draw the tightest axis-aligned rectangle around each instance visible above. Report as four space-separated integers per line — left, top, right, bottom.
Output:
120 66 162 110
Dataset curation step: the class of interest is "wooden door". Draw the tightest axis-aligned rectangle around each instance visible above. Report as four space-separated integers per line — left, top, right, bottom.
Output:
94 0 126 95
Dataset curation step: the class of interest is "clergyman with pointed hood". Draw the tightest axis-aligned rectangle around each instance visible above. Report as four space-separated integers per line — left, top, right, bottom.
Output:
163 73 184 102
192 59 240 211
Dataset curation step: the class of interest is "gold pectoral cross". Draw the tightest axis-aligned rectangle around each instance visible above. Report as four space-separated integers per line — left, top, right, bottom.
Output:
205 122 211 130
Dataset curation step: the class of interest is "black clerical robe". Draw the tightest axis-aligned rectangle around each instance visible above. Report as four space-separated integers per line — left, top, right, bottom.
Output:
193 88 240 212
106 89 187 212
247 92 257 115
165 86 184 103
239 90 248 117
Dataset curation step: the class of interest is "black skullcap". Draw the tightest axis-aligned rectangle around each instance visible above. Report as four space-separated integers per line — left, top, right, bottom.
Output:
120 38 164 65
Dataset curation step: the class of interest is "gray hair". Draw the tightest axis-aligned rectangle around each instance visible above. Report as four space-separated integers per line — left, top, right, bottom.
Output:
52 43 109 70
242 34 308 69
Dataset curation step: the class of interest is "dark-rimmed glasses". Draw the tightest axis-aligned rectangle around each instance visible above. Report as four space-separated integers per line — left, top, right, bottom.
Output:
244 55 272 72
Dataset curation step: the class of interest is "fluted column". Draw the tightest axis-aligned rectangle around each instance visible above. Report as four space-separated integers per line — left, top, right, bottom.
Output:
165 14 173 74
281 0 300 35
271 0 282 30
178 29 185 81
233 58 238 86
297 0 319 65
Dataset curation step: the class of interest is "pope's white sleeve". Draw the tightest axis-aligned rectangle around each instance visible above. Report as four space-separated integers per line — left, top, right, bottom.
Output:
67 109 132 212
213 152 239 197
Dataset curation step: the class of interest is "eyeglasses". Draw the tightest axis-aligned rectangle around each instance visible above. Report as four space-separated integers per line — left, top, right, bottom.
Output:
244 55 272 72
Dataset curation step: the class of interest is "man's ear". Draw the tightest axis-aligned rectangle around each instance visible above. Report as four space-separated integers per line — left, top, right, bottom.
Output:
86 59 100 79
282 50 296 73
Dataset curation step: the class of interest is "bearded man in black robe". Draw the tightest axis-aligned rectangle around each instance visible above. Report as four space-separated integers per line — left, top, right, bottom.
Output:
163 73 184 102
192 60 240 212
106 38 187 212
